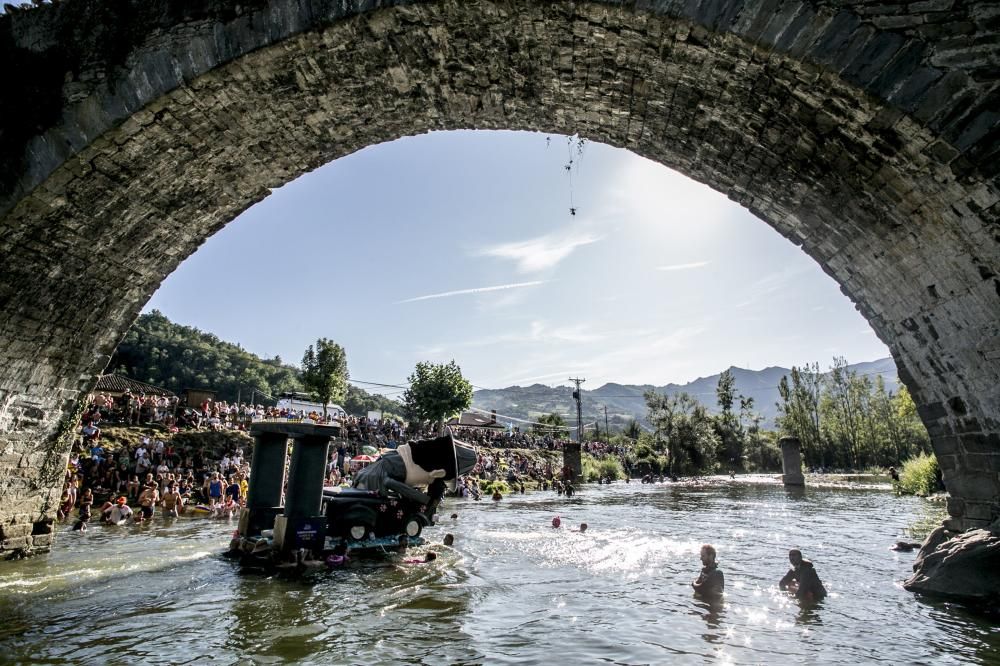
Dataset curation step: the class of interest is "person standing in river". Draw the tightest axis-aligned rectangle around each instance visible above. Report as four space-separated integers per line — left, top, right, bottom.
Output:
779 549 827 602
692 544 724 598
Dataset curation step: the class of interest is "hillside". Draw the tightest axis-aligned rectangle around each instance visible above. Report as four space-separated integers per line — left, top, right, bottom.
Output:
109 311 404 416
112 312 899 428
472 358 900 429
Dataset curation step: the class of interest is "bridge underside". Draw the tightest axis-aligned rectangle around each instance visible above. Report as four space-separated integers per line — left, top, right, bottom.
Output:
0 1 997 553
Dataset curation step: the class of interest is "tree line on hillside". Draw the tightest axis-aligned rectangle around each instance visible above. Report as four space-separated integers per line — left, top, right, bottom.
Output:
109 311 404 417
633 357 930 476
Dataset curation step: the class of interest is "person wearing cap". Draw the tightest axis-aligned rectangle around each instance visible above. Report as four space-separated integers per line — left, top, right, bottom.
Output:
103 497 133 525
551 516 561 528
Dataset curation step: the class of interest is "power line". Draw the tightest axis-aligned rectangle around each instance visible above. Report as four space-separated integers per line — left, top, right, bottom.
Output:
467 406 578 430
351 379 410 390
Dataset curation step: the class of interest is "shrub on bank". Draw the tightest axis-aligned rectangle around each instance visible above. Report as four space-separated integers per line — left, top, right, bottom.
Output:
897 452 939 496
582 454 624 482
478 480 510 496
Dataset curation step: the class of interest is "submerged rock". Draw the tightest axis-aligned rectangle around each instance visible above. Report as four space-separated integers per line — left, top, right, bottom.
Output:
904 527 1000 606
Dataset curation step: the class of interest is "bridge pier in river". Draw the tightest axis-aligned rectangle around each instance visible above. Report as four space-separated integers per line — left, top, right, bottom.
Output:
780 437 805 487
563 442 582 483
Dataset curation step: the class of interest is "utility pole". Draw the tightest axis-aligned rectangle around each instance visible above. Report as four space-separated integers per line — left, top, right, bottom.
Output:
568 377 585 443
565 377 585 482
604 404 609 442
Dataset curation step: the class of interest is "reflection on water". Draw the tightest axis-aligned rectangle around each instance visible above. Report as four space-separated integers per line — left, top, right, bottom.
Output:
1 479 996 664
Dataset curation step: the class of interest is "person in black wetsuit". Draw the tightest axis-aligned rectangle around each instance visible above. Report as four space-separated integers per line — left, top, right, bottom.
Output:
779 549 827 602
692 544 724 598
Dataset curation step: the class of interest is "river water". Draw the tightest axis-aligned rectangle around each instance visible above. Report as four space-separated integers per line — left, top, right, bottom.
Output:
1 478 997 665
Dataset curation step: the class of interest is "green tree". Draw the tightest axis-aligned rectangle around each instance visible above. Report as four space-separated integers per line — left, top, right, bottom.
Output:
301 338 349 417
776 363 823 467
402 360 473 427
821 357 866 468
714 369 744 471
623 419 642 441
744 428 782 472
533 412 567 434
893 385 931 458
715 369 736 413
646 390 719 475
344 384 404 420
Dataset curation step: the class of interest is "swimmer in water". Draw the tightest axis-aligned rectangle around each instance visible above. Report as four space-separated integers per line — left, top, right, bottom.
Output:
779 549 827 602
577 523 587 533
404 552 438 564
692 544 724 598
551 516 561 528
443 534 455 547
326 543 350 568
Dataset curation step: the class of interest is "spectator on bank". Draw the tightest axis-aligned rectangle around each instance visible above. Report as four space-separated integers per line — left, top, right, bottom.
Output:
82 421 101 445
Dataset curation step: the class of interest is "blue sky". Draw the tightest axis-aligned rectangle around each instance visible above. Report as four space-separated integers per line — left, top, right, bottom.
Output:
145 130 889 393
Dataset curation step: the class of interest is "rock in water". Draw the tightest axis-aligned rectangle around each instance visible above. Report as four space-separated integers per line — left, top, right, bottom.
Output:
904 528 1000 606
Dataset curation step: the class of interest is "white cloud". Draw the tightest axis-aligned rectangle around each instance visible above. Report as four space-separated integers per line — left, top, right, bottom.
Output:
396 280 548 304
478 229 602 274
656 261 710 272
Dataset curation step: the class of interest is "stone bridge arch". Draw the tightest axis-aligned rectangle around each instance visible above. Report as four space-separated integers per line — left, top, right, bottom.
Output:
0 0 997 553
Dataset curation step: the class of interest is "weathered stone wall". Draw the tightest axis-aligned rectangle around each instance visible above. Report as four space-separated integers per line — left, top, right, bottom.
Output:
0 0 997 554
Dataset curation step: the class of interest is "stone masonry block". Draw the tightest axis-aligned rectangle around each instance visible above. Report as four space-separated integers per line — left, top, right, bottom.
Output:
1 536 30 551
0 523 33 540
30 533 53 548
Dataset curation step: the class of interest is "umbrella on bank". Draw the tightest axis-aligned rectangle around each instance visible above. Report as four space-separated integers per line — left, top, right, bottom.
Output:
361 445 379 456
351 454 376 469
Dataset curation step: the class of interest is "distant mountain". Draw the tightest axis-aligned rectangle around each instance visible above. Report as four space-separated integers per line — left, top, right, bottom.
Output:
472 358 900 430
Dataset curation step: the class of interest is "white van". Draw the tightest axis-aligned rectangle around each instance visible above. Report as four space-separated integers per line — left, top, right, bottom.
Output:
275 392 347 419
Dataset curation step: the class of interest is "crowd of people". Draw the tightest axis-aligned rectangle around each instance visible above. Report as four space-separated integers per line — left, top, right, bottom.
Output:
68 386 641 536
61 393 255 531
81 390 354 434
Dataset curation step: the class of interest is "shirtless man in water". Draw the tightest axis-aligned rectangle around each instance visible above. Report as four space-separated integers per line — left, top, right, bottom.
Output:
161 482 183 517
779 549 827 602
137 484 159 522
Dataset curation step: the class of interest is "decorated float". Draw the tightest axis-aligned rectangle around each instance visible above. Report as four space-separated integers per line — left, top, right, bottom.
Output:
229 421 476 568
